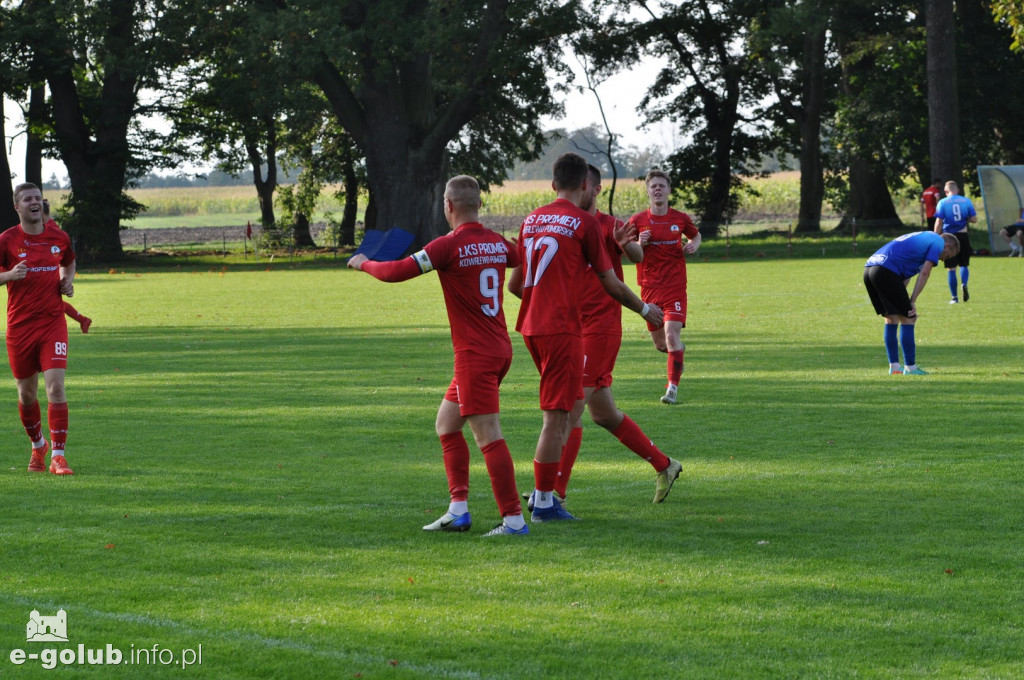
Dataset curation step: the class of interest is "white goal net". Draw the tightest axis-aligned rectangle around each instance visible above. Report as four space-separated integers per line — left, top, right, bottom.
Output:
977 165 1024 254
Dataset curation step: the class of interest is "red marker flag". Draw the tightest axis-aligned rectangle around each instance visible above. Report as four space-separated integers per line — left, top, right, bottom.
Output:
246 221 252 240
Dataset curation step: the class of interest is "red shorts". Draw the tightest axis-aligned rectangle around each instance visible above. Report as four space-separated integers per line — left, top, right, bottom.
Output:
642 288 687 331
523 334 583 412
6 316 69 380
444 351 511 417
582 332 621 388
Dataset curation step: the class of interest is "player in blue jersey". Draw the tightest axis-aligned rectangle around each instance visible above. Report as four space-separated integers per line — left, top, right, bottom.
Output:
932 181 977 304
863 232 959 375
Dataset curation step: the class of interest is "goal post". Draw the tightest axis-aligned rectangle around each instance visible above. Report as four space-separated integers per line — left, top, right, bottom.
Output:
976 165 1024 255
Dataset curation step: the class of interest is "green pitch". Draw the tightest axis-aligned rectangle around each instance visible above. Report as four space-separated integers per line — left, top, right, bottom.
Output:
0 257 1021 678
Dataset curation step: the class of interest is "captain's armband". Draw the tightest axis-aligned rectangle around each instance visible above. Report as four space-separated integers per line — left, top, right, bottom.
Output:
412 250 434 273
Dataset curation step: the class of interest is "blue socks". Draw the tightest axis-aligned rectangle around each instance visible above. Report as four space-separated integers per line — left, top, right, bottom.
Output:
948 270 958 299
959 266 969 287
900 324 916 366
884 324 899 364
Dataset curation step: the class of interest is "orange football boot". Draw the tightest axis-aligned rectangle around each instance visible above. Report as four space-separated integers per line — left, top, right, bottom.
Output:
49 455 74 476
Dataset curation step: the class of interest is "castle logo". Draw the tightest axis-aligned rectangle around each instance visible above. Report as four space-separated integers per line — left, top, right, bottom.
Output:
26 609 68 642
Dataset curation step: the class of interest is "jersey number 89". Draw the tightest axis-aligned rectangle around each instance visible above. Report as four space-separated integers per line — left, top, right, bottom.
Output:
54 342 67 356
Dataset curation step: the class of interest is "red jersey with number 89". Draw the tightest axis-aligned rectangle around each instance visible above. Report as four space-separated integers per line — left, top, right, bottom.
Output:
0 224 75 329
417 222 519 358
515 198 611 337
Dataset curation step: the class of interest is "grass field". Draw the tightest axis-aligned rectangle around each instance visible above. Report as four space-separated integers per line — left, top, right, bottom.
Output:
0 255 1022 678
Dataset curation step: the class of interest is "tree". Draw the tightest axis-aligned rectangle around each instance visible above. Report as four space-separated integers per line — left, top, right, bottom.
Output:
19 0 191 260
754 0 838 233
0 98 19 227
588 0 781 238
926 0 961 186
992 0 1024 51
252 0 575 252
825 0 925 231
169 2 318 232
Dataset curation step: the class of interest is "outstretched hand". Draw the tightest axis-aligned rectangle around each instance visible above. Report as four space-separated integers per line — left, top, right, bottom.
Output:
613 221 637 248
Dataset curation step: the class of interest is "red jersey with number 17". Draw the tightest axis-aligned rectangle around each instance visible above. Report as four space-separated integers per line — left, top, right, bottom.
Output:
515 198 612 337
579 211 625 333
627 208 699 293
415 222 520 358
0 223 75 329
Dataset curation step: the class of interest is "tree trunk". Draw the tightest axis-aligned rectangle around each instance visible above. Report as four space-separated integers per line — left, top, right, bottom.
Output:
926 0 961 186
292 213 315 247
42 0 140 260
836 156 903 231
794 29 826 233
340 162 359 246
0 99 19 228
364 190 378 233
246 128 277 228
699 123 735 239
25 84 45 187
356 111 448 251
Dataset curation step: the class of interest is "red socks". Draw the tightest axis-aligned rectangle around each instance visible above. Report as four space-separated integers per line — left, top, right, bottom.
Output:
439 432 470 502
534 459 560 494
667 349 685 386
612 415 670 471
19 401 43 443
556 426 583 497
48 402 69 454
481 439 522 517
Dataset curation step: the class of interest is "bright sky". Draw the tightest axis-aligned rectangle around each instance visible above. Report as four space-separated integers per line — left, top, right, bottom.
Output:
3 56 674 184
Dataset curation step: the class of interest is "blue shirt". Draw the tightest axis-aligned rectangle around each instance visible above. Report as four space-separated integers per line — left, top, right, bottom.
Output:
865 232 945 280
934 194 976 233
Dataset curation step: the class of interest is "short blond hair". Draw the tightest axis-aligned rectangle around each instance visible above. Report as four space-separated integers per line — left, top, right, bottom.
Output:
944 181 959 194
645 169 671 186
13 182 40 203
445 175 481 209
941 233 960 256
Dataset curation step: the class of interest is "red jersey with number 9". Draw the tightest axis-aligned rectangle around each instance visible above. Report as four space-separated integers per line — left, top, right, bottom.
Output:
0 223 75 329
515 198 612 337
418 222 519 358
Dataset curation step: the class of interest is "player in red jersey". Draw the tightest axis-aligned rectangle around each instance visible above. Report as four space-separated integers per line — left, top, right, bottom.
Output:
920 181 941 230
0 183 77 475
348 175 528 537
40 201 91 333
627 169 701 405
547 165 683 504
508 153 663 522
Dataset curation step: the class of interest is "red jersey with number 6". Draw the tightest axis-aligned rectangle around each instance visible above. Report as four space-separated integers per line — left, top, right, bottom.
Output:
0 223 74 329
515 198 612 337
628 208 698 296
416 222 519 358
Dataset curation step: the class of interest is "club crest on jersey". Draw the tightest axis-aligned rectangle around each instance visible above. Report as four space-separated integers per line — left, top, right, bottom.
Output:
51 246 61 257
671 225 680 232
17 249 27 258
